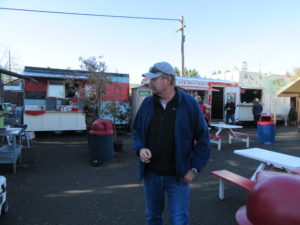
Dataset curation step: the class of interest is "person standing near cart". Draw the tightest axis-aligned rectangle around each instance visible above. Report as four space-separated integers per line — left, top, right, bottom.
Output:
252 98 263 128
224 98 236 124
196 96 209 126
132 61 210 225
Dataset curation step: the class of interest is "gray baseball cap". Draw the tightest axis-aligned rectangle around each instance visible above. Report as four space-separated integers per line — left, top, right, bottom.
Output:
142 62 176 79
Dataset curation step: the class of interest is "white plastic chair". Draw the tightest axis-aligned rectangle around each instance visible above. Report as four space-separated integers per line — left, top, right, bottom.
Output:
14 124 30 148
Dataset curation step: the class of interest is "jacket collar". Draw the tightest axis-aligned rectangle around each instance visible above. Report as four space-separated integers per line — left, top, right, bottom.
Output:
153 87 179 106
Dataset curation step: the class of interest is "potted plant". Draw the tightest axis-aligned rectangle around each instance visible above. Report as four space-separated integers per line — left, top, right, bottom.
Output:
102 100 129 152
288 106 297 126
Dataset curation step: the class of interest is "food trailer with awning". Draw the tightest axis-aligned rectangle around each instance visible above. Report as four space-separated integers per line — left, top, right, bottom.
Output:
175 76 237 122
21 66 129 132
136 76 237 123
212 66 291 123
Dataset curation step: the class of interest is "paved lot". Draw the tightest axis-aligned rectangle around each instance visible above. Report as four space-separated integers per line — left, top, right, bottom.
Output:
0 125 299 225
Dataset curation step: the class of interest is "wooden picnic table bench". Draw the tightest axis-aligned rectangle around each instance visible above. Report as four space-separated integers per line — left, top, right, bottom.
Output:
211 169 255 200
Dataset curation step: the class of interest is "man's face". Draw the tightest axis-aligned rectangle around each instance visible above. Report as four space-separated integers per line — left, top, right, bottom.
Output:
149 75 168 95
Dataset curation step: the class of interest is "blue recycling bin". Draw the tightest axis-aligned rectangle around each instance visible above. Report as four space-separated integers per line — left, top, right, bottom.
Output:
89 119 114 164
257 115 276 145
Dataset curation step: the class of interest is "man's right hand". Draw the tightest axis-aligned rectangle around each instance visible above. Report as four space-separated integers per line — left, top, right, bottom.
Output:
139 148 152 163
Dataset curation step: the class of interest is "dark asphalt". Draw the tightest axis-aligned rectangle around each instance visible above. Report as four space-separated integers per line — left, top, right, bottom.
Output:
0 125 299 225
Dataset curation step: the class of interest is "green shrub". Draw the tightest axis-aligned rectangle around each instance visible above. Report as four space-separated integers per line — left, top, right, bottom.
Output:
288 106 297 121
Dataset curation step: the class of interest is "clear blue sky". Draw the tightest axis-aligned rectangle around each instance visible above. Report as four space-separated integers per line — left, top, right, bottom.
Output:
1 0 300 83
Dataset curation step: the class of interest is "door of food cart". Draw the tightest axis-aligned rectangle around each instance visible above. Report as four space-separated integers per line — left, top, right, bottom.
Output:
224 87 240 122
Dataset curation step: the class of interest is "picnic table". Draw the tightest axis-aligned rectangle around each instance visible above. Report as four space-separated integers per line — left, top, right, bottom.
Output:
209 123 243 150
234 148 300 180
211 147 300 200
210 123 243 136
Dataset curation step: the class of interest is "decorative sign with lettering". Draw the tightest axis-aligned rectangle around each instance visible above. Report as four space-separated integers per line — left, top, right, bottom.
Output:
176 79 208 88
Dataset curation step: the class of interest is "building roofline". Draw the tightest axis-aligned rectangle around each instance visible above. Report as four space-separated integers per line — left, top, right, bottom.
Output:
0 68 38 83
22 66 129 78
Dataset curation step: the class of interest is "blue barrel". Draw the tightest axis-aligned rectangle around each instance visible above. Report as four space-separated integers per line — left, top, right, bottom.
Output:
89 119 114 164
257 115 276 145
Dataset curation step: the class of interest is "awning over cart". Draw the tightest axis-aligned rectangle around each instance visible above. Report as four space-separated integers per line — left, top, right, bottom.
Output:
275 77 300 97
179 85 219 91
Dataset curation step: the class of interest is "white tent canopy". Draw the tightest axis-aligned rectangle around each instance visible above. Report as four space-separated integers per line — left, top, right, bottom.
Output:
275 77 300 124
276 77 300 97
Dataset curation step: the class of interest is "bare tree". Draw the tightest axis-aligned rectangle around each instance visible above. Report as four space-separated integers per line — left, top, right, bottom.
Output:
286 68 300 81
79 56 106 72
0 46 20 82
65 56 111 130
292 68 300 80
80 57 110 108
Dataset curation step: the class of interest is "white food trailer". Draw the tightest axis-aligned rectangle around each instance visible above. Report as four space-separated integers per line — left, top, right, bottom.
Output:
213 66 291 123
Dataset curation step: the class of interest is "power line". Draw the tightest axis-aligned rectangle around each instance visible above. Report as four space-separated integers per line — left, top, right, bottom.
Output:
137 31 178 56
0 7 185 75
0 7 180 22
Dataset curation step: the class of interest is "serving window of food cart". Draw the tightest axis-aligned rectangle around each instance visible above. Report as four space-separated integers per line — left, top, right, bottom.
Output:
48 81 65 98
46 80 81 111
240 88 262 103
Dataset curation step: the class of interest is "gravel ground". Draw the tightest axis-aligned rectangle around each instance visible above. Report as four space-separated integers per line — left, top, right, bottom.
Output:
0 125 299 225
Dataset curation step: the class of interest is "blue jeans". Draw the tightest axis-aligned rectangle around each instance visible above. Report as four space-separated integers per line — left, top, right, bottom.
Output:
226 113 235 124
143 171 190 225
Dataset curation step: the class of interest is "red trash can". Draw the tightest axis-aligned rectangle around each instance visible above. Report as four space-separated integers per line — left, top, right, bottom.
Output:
89 119 114 165
257 115 276 145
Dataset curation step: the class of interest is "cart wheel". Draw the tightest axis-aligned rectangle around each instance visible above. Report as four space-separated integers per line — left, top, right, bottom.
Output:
1 201 8 215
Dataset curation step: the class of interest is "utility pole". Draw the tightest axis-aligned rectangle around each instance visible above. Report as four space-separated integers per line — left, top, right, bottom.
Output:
176 16 185 76
8 51 11 71
7 50 13 82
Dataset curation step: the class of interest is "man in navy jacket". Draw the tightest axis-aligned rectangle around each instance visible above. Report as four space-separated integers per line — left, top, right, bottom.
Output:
252 98 263 128
132 61 210 225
